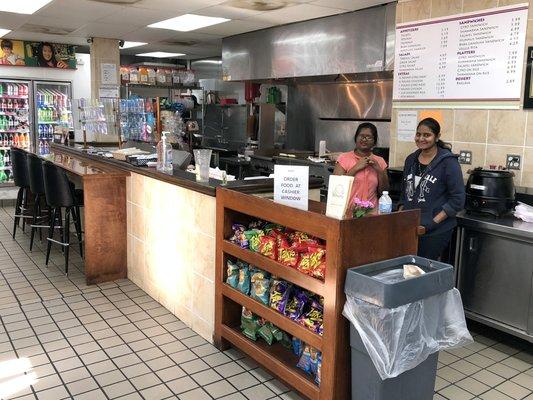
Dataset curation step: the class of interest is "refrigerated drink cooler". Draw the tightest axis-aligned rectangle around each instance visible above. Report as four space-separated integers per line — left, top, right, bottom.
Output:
33 80 73 156
0 79 31 184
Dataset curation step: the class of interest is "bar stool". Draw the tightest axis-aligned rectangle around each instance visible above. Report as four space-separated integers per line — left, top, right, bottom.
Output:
11 148 31 239
27 153 50 251
42 161 84 274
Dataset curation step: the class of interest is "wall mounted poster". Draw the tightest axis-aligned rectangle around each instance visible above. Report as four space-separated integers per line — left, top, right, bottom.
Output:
523 47 533 108
393 4 528 102
0 39 76 69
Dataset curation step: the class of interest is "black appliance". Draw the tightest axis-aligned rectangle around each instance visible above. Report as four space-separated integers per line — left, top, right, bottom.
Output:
465 167 516 216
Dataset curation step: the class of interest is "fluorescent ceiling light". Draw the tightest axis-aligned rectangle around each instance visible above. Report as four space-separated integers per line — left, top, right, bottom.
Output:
0 0 53 14
148 14 230 32
136 52 185 58
121 41 147 49
0 29 11 38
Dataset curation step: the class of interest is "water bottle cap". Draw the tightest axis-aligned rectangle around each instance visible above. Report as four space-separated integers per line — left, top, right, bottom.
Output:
382 191 388 195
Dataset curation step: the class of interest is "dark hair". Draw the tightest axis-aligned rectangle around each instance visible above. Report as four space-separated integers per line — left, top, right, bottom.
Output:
354 122 378 144
36 42 57 67
417 117 452 150
1 40 13 50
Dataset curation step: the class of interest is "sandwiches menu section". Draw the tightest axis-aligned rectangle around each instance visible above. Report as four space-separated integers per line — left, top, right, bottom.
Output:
393 4 528 102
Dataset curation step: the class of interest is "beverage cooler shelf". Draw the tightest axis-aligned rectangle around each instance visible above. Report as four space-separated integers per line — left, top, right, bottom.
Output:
38 121 61 125
0 95 28 100
0 167 12 171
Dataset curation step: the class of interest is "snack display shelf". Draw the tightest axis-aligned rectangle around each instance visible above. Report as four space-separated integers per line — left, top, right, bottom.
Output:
222 283 323 350
215 188 421 400
223 241 325 296
221 324 320 400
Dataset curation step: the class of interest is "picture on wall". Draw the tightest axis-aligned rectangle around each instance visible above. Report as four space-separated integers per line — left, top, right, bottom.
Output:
0 39 76 69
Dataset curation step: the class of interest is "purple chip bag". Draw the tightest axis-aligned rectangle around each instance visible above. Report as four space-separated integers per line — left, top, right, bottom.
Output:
269 279 292 313
230 223 248 248
299 303 323 334
284 290 308 320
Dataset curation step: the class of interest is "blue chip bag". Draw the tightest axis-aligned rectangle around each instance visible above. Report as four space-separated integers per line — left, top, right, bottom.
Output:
226 260 240 288
292 337 303 356
237 265 251 295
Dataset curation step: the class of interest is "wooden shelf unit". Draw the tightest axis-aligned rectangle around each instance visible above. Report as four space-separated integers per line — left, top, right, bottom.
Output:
215 188 420 400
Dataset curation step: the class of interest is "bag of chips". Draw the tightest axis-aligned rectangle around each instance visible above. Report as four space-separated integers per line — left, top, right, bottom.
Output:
292 337 303 356
250 269 271 305
299 298 323 334
241 308 261 341
296 345 313 374
258 322 283 345
285 290 309 320
315 353 322 386
278 240 299 268
237 265 251 295
226 260 240 288
229 224 248 248
269 279 292 313
297 246 326 277
244 229 264 252
258 235 277 260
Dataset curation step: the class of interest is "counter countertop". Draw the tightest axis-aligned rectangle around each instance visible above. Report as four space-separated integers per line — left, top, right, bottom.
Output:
52 144 324 197
457 211 533 240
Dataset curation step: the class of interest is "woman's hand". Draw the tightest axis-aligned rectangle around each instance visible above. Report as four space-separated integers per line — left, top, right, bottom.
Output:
367 156 383 172
57 60 68 69
353 156 370 173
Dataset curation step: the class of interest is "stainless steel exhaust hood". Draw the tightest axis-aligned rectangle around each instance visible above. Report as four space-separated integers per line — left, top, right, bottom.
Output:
222 3 396 82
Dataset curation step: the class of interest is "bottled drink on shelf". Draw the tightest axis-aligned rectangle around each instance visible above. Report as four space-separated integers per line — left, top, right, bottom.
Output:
44 141 50 154
6 99 12 109
12 84 18 96
38 125 43 139
4 151 10 166
12 133 18 148
2 133 8 147
38 140 43 155
0 99 4 111
0 83 3 96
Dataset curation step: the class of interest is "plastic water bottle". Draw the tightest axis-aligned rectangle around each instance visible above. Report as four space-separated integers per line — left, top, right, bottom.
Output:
378 191 392 214
156 131 173 174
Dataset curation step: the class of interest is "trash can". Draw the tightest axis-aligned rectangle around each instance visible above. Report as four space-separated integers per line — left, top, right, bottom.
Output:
344 255 456 400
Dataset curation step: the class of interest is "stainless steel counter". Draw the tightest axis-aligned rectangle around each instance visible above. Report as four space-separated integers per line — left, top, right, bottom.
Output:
455 211 533 343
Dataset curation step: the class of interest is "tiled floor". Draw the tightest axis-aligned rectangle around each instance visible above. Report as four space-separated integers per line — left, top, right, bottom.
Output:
0 206 531 400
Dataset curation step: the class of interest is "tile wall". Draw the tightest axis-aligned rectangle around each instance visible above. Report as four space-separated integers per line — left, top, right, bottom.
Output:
390 0 533 187
126 173 216 343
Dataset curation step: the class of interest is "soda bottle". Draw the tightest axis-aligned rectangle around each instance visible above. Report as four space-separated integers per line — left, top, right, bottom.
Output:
3 133 7 147
6 99 12 109
5 151 10 166
44 141 49 155
13 84 18 96
38 140 43 155
0 83 3 96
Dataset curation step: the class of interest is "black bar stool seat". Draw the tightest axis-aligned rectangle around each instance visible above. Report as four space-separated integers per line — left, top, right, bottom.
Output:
42 161 84 275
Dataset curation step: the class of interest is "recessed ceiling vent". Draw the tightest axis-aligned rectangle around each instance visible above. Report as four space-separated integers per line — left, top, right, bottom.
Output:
224 0 291 11
89 0 142 4
20 24 75 35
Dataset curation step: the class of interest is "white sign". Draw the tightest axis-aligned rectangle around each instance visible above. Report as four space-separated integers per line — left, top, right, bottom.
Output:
101 63 118 85
326 175 354 219
274 165 309 211
393 4 528 102
397 111 418 142
99 86 119 98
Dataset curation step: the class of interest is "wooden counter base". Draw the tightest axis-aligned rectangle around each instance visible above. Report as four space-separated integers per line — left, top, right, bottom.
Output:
20 147 129 285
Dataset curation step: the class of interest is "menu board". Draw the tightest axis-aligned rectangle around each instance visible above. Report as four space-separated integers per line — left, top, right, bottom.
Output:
393 4 528 102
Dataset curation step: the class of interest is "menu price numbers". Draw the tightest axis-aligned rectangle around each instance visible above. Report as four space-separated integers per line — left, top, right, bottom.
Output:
436 74 446 96
440 27 449 49
507 49 518 74
509 16 522 46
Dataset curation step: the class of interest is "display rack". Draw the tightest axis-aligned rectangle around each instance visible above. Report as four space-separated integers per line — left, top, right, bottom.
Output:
215 188 420 400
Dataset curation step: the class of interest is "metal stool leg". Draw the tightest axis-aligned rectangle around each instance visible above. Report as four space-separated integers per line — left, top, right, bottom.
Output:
64 208 70 275
21 188 29 232
13 187 23 238
29 193 40 251
45 207 57 266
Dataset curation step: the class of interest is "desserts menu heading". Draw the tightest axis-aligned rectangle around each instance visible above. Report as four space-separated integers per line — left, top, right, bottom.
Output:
393 4 528 101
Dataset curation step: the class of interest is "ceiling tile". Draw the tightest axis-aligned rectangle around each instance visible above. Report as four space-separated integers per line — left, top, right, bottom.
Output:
130 0 226 12
311 0 393 11
36 0 126 22
196 4 267 19
96 7 173 26
6 30 87 46
197 19 273 36
247 4 345 24
71 22 141 38
24 15 86 31
0 13 30 30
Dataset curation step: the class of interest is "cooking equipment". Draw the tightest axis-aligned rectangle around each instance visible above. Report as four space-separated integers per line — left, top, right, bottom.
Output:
465 167 516 216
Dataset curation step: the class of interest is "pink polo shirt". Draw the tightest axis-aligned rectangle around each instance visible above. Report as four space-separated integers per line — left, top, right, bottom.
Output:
336 151 387 207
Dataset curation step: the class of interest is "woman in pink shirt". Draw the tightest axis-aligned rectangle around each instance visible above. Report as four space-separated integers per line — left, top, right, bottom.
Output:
333 123 389 207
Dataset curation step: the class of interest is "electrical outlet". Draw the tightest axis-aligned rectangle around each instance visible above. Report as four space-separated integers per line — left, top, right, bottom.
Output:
458 150 472 165
506 154 521 170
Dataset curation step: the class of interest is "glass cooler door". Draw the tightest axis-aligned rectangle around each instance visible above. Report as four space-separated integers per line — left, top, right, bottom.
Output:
33 80 73 155
0 79 32 183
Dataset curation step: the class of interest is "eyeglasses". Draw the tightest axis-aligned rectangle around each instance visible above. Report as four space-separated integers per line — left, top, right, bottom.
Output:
358 136 374 142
